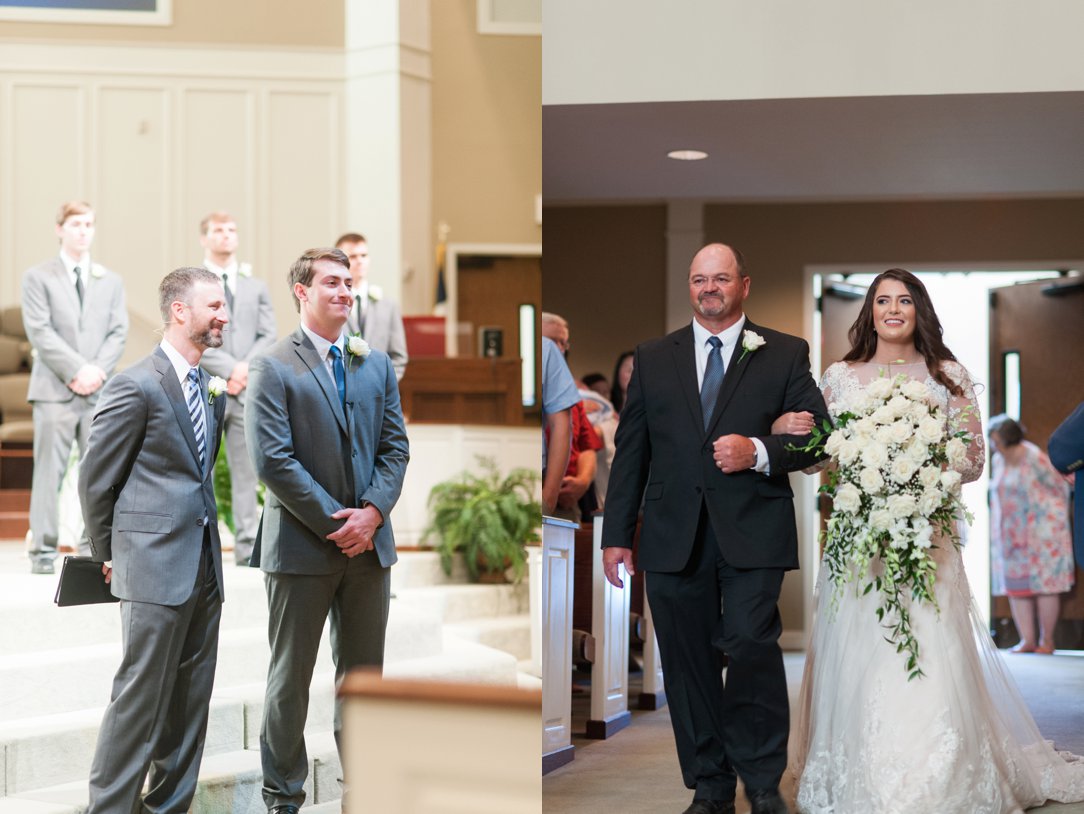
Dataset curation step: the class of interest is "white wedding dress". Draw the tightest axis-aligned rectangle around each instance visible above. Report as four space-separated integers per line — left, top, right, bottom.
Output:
793 361 1084 814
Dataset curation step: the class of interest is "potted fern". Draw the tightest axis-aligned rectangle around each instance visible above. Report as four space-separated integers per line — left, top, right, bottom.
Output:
423 456 541 583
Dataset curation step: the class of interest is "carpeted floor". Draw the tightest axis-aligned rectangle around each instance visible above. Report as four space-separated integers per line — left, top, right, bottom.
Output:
543 651 1084 814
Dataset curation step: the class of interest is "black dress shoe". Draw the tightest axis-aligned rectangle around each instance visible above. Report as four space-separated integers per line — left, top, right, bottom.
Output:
748 788 790 814
268 805 300 814
682 800 736 814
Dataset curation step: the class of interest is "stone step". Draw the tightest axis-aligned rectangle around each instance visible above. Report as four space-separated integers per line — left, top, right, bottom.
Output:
0 600 443 722
385 633 520 685
444 614 532 661
3 733 342 814
395 580 529 624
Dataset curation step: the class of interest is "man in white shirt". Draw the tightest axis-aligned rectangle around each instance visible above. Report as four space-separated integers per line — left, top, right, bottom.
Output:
21 200 128 574
198 211 277 566
334 232 408 380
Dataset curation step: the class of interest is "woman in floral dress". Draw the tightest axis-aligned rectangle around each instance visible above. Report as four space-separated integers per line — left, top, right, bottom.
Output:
988 414 1075 654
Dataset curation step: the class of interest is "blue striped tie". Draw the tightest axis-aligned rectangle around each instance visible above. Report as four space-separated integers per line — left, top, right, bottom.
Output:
701 336 724 430
186 368 206 469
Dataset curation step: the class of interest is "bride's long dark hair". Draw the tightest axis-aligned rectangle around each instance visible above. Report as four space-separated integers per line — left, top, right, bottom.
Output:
843 268 965 397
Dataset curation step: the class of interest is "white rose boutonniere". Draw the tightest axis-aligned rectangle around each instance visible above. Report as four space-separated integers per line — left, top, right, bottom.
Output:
367 284 383 302
737 329 766 364
239 262 253 278
346 334 371 366
207 376 227 404
90 264 106 279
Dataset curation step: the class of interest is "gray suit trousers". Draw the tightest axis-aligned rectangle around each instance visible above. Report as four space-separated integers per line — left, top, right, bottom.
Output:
29 397 94 560
222 399 259 562
259 552 390 810
86 540 222 814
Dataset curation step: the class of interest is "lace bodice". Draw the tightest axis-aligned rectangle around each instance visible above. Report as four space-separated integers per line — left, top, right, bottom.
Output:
820 360 985 485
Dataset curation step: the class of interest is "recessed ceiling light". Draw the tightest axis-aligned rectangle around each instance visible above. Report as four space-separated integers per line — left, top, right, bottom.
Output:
667 149 708 161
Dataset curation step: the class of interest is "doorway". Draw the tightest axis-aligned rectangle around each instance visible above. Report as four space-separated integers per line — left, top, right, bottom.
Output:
811 266 1081 646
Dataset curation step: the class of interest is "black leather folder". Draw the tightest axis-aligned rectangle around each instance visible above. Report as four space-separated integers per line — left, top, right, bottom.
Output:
54 556 119 606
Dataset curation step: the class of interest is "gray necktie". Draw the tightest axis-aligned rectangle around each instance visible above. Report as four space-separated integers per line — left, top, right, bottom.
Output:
74 266 84 306
701 336 724 430
186 368 206 469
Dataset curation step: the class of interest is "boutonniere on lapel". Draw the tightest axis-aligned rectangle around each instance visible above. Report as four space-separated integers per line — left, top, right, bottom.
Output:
238 262 253 278
737 329 766 365
346 334 371 367
207 376 227 404
367 284 383 302
90 264 106 279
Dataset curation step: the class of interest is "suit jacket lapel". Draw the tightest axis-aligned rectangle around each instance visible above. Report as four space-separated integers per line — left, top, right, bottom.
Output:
51 259 82 317
670 326 705 433
154 349 203 471
705 319 756 437
292 329 348 436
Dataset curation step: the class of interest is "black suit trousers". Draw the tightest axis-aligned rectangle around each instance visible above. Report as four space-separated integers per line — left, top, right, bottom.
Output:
646 504 788 800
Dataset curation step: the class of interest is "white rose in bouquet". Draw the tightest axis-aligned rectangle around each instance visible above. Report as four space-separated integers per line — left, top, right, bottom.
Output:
889 456 918 485
824 430 844 458
887 395 911 418
918 465 941 489
869 508 894 532
888 419 913 445
941 469 963 495
859 467 885 493
946 437 968 470
861 441 889 470
837 438 861 466
872 404 897 425
888 493 918 520
903 378 930 402
834 482 862 514
853 416 877 440
916 415 944 445
867 377 895 400
919 488 942 516
906 439 930 465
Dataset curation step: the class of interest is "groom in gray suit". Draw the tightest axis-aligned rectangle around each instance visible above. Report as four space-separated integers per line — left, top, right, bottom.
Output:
79 267 229 814
197 211 278 565
246 247 408 814
22 200 128 573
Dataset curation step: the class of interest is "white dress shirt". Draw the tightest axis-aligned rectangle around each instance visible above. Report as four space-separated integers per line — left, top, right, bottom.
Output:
300 323 346 388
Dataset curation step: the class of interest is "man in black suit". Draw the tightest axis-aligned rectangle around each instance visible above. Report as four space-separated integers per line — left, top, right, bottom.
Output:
602 243 828 814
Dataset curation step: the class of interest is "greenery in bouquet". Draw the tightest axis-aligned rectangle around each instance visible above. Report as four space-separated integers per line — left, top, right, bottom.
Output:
795 373 974 680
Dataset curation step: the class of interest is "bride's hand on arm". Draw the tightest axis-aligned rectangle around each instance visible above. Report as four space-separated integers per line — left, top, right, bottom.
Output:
772 411 815 436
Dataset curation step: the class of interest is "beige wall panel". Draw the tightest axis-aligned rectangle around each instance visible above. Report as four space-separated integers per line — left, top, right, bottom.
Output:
432 0 540 247
0 0 343 48
181 89 256 266
95 86 170 339
541 205 668 383
265 89 340 325
8 84 86 298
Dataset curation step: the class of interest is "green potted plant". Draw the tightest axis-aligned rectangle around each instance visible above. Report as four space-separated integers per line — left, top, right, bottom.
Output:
423 456 541 583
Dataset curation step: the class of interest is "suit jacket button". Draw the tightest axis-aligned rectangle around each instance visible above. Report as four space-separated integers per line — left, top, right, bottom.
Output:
695 486 702 494
197 518 205 526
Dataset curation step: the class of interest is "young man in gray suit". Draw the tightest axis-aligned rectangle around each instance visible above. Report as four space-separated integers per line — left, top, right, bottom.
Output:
78 267 229 814
21 200 128 574
246 247 409 814
335 232 409 380
198 211 277 565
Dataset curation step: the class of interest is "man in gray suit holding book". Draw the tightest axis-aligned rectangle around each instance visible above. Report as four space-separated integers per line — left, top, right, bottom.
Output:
78 267 229 814
247 247 408 814
22 200 128 574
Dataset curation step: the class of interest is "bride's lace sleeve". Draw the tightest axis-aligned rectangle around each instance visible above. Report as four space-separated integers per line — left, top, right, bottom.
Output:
819 362 849 418
942 361 985 484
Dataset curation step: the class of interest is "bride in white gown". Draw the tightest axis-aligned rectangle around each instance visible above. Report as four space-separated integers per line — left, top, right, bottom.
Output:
781 269 1084 814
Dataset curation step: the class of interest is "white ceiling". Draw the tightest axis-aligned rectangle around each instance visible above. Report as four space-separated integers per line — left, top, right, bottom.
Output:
543 91 1084 204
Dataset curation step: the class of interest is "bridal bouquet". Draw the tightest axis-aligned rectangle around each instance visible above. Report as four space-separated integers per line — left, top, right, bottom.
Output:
797 373 973 680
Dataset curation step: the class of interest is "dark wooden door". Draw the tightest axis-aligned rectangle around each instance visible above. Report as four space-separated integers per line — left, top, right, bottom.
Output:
457 254 542 416
989 277 1084 647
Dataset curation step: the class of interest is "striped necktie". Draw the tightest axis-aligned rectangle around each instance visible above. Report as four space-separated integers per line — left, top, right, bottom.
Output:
700 336 724 430
186 368 206 469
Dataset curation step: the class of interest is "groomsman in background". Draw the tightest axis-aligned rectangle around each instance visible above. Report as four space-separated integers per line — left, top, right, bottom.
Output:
335 232 408 380
22 200 128 574
247 247 408 814
199 211 277 566
79 267 228 813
